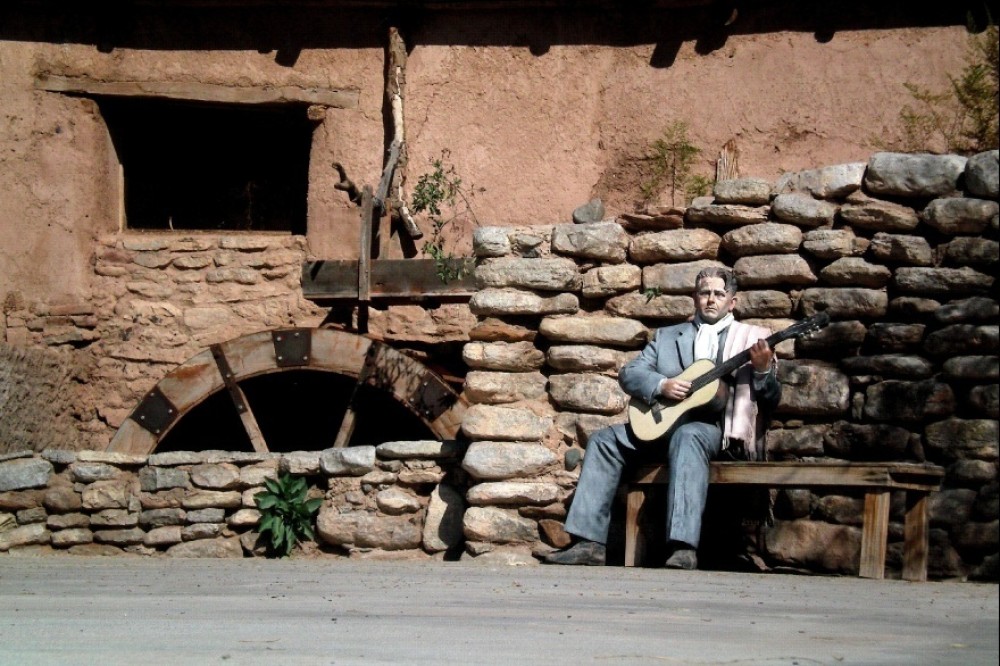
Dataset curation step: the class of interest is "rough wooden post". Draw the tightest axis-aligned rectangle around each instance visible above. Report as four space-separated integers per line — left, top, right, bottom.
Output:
625 486 646 567
716 138 740 181
386 26 421 240
357 186 373 333
902 491 931 582
859 490 891 579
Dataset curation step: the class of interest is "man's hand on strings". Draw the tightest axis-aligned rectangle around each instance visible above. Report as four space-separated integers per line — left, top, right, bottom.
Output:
659 377 691 401
749 339 774 373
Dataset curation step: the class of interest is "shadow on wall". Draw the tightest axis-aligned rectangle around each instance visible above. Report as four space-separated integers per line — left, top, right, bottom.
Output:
0 1 987 68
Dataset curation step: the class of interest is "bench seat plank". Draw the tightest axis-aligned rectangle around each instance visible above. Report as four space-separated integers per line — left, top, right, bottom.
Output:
624 460 944 582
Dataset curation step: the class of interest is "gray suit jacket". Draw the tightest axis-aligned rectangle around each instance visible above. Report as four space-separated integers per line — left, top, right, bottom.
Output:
612 321 780 450
620 321 713 405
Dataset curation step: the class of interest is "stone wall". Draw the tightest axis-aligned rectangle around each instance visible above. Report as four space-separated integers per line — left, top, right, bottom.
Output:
457 151 998 580
0 233 474 451
0 442 467 560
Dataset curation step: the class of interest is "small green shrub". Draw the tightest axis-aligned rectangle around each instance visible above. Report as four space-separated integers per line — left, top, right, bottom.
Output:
640 121 706 207
881 21 998 154
411 150 481 283
254 472 322 558
643 287 662 303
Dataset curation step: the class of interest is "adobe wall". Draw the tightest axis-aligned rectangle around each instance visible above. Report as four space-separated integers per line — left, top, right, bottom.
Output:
0 5 974 304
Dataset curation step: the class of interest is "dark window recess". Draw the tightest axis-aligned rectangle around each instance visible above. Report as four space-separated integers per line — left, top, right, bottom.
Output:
98 97 312 233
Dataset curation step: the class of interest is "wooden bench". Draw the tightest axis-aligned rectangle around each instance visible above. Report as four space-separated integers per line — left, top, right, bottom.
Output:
625 461 945 581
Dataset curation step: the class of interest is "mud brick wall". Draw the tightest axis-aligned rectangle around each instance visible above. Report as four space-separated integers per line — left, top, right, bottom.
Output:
458 151 998 580
0 441 466 560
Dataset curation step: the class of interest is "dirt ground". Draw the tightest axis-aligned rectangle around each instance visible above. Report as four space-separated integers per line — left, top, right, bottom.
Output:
1 556 997 665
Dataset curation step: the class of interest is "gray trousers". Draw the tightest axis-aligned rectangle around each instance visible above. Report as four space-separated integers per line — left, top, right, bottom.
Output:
564 421 723 548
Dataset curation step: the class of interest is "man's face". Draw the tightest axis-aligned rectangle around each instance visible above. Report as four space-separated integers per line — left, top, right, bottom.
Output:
694 276 737 324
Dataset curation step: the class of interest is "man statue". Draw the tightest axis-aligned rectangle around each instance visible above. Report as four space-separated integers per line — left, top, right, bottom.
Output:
543 267 781 569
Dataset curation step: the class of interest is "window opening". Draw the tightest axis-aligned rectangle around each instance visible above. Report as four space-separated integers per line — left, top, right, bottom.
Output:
97 97 312 233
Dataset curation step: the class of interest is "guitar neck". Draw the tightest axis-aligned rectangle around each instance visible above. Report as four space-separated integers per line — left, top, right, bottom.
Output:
689 329 785 392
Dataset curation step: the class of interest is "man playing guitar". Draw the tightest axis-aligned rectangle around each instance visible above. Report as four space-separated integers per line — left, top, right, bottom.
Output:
544 267 781 569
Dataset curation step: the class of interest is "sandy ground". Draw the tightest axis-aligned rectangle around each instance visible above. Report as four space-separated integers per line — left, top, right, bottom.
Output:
0 556 997 665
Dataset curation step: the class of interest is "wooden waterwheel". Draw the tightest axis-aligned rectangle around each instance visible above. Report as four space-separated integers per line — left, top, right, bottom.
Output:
108 328 468 456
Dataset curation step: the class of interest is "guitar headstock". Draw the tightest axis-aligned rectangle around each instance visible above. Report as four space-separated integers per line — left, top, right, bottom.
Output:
792 312 831 338
769 312 831 345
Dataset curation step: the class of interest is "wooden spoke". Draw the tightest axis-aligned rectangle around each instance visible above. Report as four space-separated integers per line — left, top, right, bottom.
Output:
332 406 359 449
211 344 269 453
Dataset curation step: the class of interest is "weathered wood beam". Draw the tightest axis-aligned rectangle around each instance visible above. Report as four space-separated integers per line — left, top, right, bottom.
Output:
302 258 477 301
36 74 360 108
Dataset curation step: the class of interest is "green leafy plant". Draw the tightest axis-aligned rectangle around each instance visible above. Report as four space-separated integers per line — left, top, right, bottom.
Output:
881 20 998 154
643 287 662 303
640 121 705 207
411 150 481 283
254 472 322 558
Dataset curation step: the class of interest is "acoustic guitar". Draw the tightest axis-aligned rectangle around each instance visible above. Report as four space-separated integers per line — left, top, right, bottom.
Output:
627 313 830 442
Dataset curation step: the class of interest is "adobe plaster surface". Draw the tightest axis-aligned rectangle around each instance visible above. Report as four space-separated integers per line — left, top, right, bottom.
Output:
0 7 972 305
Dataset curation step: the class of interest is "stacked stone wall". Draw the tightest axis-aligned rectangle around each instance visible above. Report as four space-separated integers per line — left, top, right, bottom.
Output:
458 151 998 579
0 442 467 560
1 233 475 451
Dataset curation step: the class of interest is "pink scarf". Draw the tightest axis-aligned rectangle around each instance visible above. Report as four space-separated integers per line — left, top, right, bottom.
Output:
721 321 775 461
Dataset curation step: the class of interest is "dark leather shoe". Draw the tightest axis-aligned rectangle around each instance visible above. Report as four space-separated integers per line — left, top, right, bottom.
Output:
543 540 606 566
665 548 698 570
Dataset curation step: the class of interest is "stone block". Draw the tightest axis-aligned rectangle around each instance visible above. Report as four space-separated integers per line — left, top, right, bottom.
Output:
422 483 465 553
628 228 721 263
552 222 628 263
864 152 966 198
476 257 581 292
0 459 53 492
316 510 422 550
462 507 538 543
166 536 243 558
461 442 557 480
320 446 377 476
461 406 553 442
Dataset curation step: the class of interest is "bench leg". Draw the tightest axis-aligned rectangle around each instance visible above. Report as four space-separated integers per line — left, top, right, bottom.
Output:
860 490 890 579
902 491 930 582
625 486 646 567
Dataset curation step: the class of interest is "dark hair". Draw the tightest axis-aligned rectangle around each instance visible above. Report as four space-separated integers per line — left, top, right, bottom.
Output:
694 267 738 294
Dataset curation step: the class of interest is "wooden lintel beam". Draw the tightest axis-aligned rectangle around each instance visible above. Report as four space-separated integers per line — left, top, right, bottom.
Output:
36 74 360 108
302 258 477 301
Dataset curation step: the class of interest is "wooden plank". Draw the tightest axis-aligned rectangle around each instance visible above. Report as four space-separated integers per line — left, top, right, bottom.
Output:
358 187 374 304
309 329 371 377
157 350 223 412
374 140 401 211
632 462 943 490
106 418 158 456
36 74 359 108
902 491 931 582
302 258 477 301
859 490 891 579
711 463 891 487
